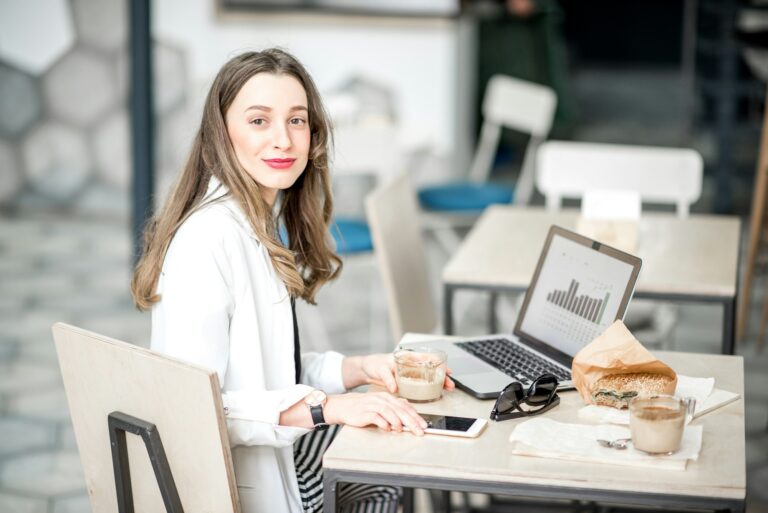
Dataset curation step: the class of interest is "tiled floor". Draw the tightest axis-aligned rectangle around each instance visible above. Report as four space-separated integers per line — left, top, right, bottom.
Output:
0 212 766 512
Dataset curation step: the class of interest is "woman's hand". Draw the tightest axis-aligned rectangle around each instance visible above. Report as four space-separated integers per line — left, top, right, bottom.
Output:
324 392 429 435
342 353 456 393
360 353 398 393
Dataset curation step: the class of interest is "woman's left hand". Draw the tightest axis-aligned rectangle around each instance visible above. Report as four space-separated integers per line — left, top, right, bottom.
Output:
353 353 456 394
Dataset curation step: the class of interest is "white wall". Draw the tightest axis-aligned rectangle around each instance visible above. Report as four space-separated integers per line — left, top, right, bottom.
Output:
154 0 463 158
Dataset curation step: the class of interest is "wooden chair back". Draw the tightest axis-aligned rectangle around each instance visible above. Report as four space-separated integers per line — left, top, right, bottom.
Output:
52 322 238 513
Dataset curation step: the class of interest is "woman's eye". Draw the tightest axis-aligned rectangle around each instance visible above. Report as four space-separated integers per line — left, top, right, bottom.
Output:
290 118 307 126
250 118 266 126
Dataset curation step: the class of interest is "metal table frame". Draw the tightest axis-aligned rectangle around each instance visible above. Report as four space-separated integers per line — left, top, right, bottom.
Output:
323 468 745 513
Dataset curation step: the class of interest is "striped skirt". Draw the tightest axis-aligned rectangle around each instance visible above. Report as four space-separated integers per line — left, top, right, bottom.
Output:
294 424 400 513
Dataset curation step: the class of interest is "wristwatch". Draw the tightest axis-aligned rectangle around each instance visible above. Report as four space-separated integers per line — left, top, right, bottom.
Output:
304 389 329 431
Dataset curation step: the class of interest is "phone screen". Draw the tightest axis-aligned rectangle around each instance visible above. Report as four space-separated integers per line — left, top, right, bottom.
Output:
420 414 476 432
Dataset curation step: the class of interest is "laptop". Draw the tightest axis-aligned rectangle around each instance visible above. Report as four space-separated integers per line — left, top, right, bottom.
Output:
400 225 642 399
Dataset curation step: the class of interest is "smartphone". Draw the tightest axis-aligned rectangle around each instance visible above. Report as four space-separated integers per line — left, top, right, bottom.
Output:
414 413 488 438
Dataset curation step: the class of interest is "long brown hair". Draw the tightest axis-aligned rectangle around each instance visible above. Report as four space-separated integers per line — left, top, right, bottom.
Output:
131 48 341 310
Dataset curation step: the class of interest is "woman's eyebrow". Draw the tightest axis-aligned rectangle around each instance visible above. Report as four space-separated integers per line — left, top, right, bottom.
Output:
245 105 271 112
244 105 308 113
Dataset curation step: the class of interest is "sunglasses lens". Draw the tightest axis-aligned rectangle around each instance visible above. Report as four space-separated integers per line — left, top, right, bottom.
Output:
527 374 558 405
495 382 524 413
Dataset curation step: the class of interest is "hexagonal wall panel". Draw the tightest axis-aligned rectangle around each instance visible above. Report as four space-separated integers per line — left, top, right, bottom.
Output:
74 182 128 218
92 110 130 189
116 39 187 115
154 41 187 115
0 140 23 204
21 121 91 201
158 104 195 173
0 492 46 513
0 0 74 75
42 47 117 127
0 63 43 138
71 0 127 52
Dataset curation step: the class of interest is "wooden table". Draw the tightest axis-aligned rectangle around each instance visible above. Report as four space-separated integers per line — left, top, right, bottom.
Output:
323 345 746 512
442 206 741 354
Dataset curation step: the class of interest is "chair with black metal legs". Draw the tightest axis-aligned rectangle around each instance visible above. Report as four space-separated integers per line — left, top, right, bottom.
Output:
52 322 239 513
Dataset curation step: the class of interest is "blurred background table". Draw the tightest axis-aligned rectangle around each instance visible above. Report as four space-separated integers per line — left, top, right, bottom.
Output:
442 205 741 354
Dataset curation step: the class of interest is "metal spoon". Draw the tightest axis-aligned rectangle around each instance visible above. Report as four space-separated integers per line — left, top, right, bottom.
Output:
596 438 631 450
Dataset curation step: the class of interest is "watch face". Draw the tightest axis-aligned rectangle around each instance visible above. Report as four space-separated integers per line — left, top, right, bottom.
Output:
305 390 327 407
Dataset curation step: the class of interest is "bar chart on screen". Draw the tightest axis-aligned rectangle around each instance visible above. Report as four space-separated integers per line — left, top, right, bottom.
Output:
546 279 610 324
520 233 635 355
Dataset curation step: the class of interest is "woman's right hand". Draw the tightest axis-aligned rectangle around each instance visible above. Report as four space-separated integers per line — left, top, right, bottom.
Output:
324 392 429 436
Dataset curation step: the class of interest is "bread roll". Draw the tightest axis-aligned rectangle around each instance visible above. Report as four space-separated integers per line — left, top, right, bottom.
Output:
590 372 676 409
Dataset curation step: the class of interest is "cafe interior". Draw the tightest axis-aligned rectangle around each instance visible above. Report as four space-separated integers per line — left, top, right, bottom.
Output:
1 0 767 512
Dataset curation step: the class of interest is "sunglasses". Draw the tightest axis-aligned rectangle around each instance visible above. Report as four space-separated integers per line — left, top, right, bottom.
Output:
490 373 560 422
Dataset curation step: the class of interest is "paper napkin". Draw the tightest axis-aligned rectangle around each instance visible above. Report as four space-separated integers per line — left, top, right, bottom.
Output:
508 418 703 471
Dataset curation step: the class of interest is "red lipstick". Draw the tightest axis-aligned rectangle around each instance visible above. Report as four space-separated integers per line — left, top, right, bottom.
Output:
263 158 296 169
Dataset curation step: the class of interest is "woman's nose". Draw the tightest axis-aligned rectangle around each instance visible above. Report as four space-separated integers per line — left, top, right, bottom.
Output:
271 125 291 149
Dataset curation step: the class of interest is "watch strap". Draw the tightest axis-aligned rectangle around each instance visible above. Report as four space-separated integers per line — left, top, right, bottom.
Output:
309 404 328 431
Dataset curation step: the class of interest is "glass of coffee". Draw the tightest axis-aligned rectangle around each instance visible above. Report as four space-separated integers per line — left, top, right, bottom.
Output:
629 395 695 455
393 347 447 403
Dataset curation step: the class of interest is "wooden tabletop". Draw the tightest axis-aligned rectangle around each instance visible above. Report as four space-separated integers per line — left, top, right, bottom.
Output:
441 206 740 299
324 345 745 501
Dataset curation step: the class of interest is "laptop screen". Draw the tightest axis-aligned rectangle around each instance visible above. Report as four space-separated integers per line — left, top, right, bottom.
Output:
514 225 642 359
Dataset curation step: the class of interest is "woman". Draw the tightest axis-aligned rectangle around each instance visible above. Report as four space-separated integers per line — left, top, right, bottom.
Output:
131 49 453 512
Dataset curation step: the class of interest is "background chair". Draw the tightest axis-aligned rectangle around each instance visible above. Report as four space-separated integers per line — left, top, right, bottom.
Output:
319 123 401 353
535 140 704 348
417 74 557 253
536 141 703 215
365 172 438 343
330 123 398 254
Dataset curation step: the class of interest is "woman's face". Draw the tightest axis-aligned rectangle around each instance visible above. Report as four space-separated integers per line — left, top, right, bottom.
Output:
226 72 311 205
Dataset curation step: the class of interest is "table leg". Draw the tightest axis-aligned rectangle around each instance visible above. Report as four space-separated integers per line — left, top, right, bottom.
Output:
401 487 414 513
723 298 736 355
445 284 455 335
323 471 338 513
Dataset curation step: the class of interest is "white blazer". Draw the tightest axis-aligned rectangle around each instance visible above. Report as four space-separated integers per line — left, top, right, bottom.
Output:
151 177 347 513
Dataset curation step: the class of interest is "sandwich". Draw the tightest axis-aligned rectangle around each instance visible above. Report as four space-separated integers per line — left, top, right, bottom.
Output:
590 372 676 409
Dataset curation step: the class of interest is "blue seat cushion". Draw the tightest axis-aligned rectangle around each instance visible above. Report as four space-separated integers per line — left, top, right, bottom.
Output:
418 182 514 212
331 218 373 254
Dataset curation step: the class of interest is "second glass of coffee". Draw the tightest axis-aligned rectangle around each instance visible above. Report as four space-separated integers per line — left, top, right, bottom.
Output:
629 395 695 455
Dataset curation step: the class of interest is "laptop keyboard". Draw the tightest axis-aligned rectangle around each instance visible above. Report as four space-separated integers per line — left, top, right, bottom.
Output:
456 338 571 383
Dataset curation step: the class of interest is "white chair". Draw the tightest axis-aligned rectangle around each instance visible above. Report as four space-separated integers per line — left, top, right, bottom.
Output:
469 74 558 201
536 141 703 216
330 123 399 253
535 140 704 348
417 75 557 252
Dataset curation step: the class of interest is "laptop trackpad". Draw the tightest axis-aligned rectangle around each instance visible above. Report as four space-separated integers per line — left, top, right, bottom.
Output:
449 356 495 375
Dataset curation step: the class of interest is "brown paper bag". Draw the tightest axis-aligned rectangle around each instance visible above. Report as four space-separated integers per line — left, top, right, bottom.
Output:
571 320 677 405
